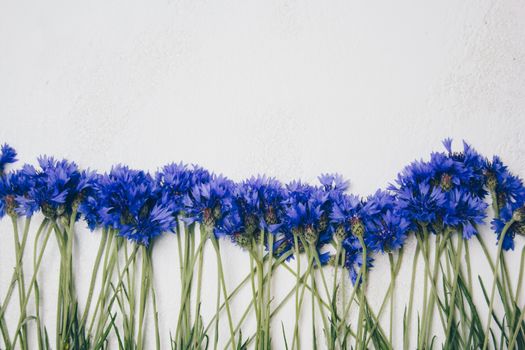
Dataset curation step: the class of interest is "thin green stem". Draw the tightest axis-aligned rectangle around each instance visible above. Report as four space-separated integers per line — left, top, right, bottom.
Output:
11 216 30 349
356 234 367 350
515 246 525 302
404 241 420 350
444 236 463 341
508 301 525 350
292 233 301 350
137 245 151 350
482 219 514 350
81 227 109 328
211 234 237 350
388 252 395 345
10 223 54 349
364 249 404 349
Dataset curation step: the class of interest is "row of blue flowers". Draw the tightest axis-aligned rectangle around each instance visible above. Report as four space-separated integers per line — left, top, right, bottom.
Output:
1 139 523 283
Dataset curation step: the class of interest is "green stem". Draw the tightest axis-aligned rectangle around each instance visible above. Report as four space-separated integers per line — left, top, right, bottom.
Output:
137 245 151 350
88 230 116 337
11 216 30 350
258 230 265 350
404 241 420 350
444 236 463 341
388 252 395 345
332 240 342 349
310 244 332 347
482 219 514 350
508 301 525 350
515 246 525 302
241 269 320 350
356 235 367 350
264 233 275 348
33 220 48 350
81 227 109 328
336 263 364 339
10 223 54 349
211 233 237 350
190 225 206 348
363 249 404 349
249 250 261 349
292 234 302 350
217 251 294 349
148 247 160 350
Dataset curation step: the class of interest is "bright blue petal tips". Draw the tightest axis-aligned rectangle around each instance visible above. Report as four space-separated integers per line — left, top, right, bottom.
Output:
0 144 17 173
318 173 349 193
442 138 453 154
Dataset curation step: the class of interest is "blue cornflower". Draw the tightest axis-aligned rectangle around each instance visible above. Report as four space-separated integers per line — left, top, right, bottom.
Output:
0 144 17 174
391 139 489 234
235 175 286 234
392 159 434 192
0 168 35 218
97 165 175 245
491 207 525 251
330 192 364 238
429 139 487 197
318 173 349 193
183 174 234 235
393 182 447 226
77 173 104 230
284 185 325 233
362 190 395 216
442 189 487 239
364 190 409 253
15 157 97 218
215 202 248 247
428 151 467 192
341 235 374 284
328 192 379 279
218 176 286 249
449 140 488 198
365 210 409 253
485 156 525 213
156 163 211 218
486 156 525 250
273 182 331 261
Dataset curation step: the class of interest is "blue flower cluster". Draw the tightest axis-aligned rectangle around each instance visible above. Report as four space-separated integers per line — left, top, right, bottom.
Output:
0 140 524 280
390 139 489 238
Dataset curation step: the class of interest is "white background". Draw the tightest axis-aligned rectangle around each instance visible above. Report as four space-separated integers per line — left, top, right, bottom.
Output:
1 0 525 349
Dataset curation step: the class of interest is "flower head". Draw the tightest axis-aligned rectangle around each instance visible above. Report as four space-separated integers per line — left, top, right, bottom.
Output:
391 139 489 236
486 156 525 250
364 190 409 253
155 163 211 218
15 157 97 219
272 181 329 260
217 176 286 249
330 192 364 238
97 165 175 245
236 175 286 234
0 144 17 174
318 173 349 193
341 235 374 284
0 168 35 218
443 189 487 239
183 174 234 235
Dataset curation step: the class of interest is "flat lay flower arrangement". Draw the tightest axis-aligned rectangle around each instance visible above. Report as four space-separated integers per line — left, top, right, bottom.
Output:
0 139 524 350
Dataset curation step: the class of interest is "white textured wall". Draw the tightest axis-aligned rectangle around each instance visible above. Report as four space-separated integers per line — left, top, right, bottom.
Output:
1 0 524 349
